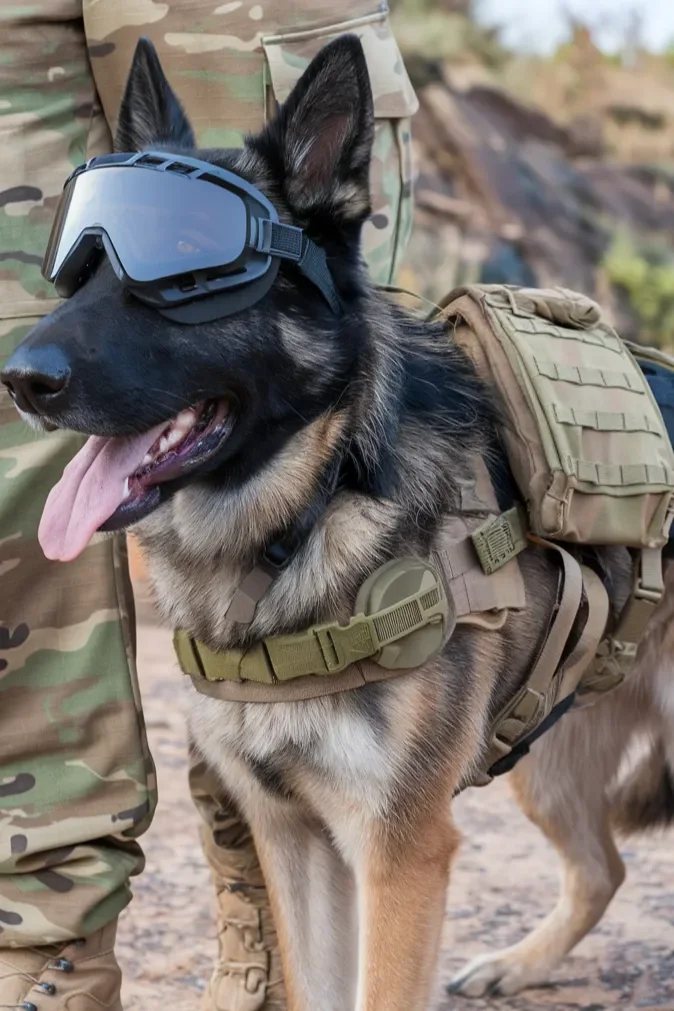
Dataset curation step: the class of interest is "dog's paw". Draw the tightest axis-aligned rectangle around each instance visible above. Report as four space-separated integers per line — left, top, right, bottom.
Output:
447 951 548 998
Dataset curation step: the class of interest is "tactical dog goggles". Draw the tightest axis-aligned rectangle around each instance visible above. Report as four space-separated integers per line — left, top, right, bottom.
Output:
43 151 342 324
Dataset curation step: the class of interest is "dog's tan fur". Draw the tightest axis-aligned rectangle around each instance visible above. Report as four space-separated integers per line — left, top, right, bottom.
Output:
9 34 674 1011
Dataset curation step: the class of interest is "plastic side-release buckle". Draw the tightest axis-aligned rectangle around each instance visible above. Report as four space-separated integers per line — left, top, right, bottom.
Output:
175 558 455 685
268 558 453 679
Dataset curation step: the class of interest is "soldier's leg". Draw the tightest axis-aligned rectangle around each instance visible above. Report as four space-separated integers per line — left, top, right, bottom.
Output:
0 319 156 1006
189 756 285 1011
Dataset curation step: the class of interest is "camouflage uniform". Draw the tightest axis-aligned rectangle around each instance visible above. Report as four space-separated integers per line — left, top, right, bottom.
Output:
0 0 416 1004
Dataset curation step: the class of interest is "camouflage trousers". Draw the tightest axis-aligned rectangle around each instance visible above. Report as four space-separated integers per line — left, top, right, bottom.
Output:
0 318 154 945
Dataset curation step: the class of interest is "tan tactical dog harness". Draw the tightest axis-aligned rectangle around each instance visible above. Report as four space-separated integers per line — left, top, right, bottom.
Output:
175 285 674 786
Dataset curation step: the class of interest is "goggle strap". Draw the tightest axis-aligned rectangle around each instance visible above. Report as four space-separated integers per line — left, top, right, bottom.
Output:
254 220 342 315
298 237 343 316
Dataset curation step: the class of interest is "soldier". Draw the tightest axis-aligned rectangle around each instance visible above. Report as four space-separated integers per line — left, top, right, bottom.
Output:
0 2 417 1008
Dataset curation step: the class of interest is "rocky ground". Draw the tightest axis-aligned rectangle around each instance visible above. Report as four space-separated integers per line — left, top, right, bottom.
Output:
118 587 674 1011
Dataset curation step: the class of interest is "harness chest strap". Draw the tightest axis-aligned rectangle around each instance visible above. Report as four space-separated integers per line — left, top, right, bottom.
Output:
174 507 529 703
176 557 454 691
177 567 449 685
173 505 662 784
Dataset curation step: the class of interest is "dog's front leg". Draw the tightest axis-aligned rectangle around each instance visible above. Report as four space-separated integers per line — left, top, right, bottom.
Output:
354 808 460 1011
251 803 357 1011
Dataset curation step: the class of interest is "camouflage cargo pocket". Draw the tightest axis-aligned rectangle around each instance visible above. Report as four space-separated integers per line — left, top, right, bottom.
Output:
262 11 418 286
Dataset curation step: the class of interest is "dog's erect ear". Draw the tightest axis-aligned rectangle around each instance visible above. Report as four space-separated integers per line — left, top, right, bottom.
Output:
261 36 374 229
115 37 195 153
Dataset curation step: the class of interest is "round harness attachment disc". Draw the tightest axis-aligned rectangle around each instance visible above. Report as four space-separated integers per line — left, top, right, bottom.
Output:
354 557 456 670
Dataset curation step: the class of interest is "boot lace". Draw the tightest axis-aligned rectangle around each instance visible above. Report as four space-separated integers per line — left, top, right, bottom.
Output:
0 940 84 1010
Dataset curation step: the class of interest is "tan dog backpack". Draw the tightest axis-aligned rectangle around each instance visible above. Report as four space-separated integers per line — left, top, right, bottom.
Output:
436 285 674 679
433 285 674 783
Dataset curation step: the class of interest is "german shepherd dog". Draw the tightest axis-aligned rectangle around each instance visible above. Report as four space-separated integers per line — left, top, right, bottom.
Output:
3 35 673 1011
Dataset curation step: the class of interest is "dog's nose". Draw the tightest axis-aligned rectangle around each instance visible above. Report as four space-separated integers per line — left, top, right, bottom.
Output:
1 345 71 415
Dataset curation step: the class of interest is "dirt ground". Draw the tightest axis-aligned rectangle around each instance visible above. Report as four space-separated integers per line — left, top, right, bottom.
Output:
118 586 674 1011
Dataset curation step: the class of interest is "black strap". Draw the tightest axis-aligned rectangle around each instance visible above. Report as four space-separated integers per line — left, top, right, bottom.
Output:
297 237 343 316
262 452 344 572
487 692 577 779
255 220 305 260
254 221 342 316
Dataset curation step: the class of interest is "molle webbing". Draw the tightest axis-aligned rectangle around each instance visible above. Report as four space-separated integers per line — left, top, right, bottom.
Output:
437 285 674 550
433 283 672 725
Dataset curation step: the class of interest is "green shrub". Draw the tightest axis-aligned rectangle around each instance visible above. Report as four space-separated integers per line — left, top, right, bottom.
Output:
604 230 674 350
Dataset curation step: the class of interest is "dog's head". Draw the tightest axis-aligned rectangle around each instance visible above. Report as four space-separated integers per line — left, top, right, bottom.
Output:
2 36 383 562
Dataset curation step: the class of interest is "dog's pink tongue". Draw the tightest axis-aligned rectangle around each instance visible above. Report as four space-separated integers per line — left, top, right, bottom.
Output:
39 422 167 562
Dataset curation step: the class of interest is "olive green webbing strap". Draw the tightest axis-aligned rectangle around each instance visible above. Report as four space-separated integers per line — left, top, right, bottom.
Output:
175 510 530 692
175 571 448 685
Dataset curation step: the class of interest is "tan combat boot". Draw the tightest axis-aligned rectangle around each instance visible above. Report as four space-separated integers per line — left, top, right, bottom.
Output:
0 921 122 1010
201 826 285 1011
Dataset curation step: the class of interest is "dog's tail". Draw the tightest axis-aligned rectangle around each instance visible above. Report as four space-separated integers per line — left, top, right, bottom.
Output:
611 738 674 835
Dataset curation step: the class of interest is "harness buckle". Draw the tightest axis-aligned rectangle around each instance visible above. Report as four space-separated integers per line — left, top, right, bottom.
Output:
579 637 631 694
314 620 377 674
509 686 546 726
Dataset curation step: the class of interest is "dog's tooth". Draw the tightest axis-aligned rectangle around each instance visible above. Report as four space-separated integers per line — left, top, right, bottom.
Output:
123 477 131 500
175 408 196 428
162 409 198 450
176 413 197 435
166 426 186 449
142 452 153 466
159 435 170 454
